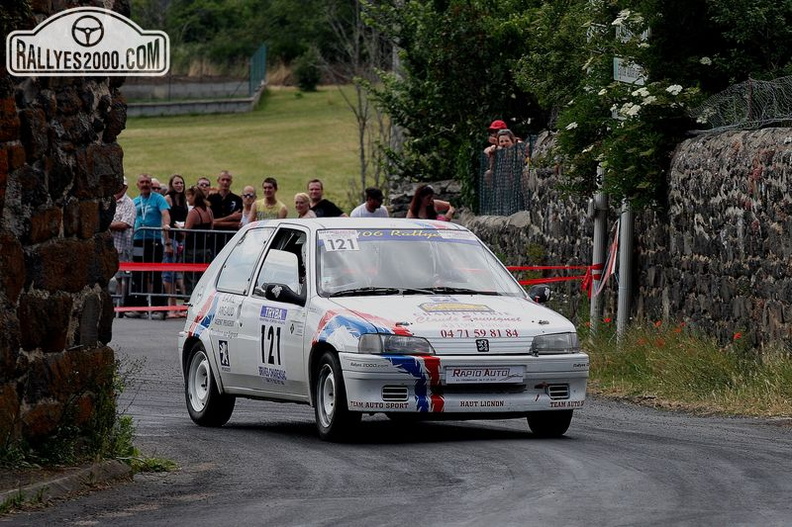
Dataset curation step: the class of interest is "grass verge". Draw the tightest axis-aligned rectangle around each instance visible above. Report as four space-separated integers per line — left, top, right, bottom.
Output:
584 321 792 418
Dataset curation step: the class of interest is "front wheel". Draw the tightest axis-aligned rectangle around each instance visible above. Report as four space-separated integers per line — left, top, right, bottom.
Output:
185 342 235 427
314 351 361 441
527 410 573 438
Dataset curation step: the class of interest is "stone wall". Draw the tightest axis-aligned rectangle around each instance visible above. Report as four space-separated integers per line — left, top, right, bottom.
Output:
0 1 125 451
453 129 792 350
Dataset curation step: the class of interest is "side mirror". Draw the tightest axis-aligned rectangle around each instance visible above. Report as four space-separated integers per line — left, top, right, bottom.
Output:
527 284 551 304
264 283 306 306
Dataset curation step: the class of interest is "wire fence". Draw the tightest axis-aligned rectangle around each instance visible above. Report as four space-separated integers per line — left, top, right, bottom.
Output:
691 76 792 133
478 140 534 215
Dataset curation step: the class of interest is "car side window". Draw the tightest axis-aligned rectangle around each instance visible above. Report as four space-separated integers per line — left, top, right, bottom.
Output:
215 227 274 294
253 228 307 299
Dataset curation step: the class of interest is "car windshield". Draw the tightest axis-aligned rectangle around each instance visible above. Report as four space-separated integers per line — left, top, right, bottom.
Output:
316 228 526 297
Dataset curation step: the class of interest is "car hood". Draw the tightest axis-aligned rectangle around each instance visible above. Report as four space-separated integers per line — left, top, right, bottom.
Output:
325 295 575 354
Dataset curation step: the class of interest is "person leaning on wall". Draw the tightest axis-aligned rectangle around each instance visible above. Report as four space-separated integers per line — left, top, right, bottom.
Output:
406 184 455 221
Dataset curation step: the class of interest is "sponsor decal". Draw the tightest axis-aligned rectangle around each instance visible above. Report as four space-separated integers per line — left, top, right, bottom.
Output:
218 339 231 371
188 291 218 338
386 356 444 412
459 400 505 408
312 309 411 347
350 401 410 410
258 365 287 385
260 305 288 322
420 302 493 313
439 328 520 338
213 294 238 327
6 7 169 76
550 400 585 408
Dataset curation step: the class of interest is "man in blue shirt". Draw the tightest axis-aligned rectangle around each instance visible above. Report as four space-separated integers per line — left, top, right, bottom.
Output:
128 174 172 317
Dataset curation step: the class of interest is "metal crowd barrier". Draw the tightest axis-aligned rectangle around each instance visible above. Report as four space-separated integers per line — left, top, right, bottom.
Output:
113 227 232 316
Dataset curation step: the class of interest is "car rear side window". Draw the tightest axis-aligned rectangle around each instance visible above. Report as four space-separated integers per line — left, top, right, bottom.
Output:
215 227 274 294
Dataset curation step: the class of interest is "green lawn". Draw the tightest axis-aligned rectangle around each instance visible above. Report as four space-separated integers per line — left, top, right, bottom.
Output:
119 86 362 214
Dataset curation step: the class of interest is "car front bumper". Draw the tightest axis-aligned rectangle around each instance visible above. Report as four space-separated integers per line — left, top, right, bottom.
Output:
339 352 589 414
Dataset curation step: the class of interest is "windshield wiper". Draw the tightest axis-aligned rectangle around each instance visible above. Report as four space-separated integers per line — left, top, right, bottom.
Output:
329 287 401 297
399 287 436 295
428 287 499 295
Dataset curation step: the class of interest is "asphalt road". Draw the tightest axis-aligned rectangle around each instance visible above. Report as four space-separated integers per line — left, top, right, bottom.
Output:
4 318 792 526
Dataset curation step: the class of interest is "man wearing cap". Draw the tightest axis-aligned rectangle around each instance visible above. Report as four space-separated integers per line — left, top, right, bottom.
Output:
109 177 136 309
487 119 508 147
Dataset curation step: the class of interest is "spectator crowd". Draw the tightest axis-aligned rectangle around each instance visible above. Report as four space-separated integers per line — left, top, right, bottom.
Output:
111 170 457 319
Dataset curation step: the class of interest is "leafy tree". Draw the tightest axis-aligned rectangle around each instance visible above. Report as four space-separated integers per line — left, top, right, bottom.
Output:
513 0 792 209
294 47 322 91
364 0 546 208
323 0 393 201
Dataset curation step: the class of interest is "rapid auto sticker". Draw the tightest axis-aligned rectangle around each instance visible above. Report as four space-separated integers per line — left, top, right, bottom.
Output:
385 355 444 413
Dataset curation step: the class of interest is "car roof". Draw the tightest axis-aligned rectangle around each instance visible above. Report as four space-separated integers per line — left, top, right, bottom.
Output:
239 217 470 234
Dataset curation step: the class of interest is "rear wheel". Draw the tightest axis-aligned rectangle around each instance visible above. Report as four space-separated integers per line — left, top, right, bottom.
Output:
314 351 361 441
185 342 235 427
527 410 573 438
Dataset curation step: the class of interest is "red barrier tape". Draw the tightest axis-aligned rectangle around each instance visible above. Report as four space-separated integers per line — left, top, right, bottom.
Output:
506 263 604 297
115 305 188 312
118 262 210 272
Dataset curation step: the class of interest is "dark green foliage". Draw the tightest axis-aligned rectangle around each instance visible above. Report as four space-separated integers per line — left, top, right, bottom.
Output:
363 0 546 207
294 48 322 92
514 0 792 209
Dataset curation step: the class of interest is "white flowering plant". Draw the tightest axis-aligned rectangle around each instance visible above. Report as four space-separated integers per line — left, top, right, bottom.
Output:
549 4 703 209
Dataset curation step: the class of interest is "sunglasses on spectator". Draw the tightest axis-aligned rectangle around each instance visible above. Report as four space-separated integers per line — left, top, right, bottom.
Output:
198 182 210 187
242 193 255 198
152 186 161 190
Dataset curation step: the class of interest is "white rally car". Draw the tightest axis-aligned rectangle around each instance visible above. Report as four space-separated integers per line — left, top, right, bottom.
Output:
178 218 589 441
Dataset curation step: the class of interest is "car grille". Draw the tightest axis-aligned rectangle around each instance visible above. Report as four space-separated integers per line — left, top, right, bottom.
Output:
440 383 528 395
382 385 409 402
546 384 570 400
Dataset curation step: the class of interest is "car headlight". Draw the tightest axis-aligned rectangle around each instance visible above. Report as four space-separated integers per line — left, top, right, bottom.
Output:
358 334 436 355
530 332 580 355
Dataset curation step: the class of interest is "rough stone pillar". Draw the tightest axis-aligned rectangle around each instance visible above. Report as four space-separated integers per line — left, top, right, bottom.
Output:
0 1 128 455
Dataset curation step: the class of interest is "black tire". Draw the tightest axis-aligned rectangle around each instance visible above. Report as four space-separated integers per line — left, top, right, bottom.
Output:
527 410 573 438
184 342 235 427
314 351 361 441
